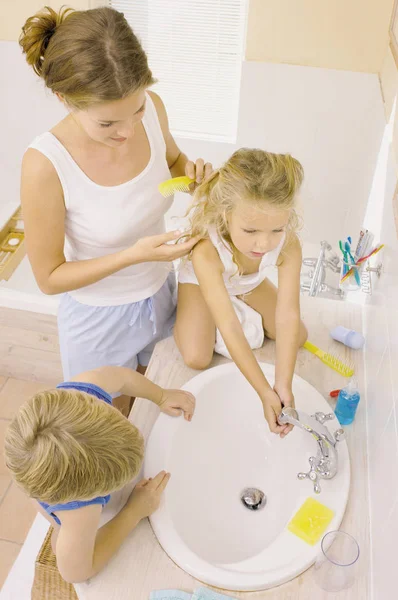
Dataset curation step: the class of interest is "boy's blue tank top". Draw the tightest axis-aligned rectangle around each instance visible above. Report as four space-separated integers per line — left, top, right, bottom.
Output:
38 381 112 526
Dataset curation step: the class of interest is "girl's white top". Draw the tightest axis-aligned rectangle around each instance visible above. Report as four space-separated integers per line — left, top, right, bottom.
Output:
178 226 286 296
28 93 172 306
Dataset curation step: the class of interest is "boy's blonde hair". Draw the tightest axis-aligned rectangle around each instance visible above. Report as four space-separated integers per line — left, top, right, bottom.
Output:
187 148 304 252
4 389 144 504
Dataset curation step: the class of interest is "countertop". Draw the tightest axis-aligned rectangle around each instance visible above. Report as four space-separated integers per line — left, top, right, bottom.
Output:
75 295 370 600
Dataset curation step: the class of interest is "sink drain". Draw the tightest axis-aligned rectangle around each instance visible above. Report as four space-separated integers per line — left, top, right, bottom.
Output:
240 488 266 511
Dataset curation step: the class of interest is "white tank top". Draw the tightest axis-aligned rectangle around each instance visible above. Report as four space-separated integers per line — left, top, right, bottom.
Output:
28 93 173 306
178 226 286 295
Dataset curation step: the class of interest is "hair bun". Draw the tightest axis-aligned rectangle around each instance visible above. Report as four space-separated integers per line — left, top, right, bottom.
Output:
19 6 73 76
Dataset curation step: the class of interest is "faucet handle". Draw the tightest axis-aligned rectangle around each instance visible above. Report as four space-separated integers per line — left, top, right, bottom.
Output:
302 257 318 267
312 412 334 425
334 428 345 442
297 456 322 494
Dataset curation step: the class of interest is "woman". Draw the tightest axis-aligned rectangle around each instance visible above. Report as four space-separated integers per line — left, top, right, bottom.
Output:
20 6 212 411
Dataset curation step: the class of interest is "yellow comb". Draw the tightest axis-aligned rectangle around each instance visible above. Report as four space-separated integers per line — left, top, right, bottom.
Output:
304 340 354 377
158 176 194 198
288 497 334 545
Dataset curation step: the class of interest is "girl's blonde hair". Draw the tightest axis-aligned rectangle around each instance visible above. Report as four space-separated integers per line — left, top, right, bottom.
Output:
187 148 304 251
19 6 155 109
4 389 144 504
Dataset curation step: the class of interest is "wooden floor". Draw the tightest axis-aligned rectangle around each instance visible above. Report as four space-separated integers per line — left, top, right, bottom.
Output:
0 307 62 383
0 307 62 588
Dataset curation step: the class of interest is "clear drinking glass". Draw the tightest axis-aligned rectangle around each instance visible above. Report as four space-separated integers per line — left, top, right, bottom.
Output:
339 260 362 291
313 531 360 592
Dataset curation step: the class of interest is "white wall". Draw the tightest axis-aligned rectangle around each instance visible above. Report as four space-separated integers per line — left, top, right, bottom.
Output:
0 41 67 206
237 62 386 248
0 42 386 309
362 120 398 599
175 62 386 256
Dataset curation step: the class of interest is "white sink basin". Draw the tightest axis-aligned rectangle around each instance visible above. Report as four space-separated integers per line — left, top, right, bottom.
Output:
144 362 350 591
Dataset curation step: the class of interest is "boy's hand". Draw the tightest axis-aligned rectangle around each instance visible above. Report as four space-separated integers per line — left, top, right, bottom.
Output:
158 389 195 421
127 471 171 519
261 389 291 438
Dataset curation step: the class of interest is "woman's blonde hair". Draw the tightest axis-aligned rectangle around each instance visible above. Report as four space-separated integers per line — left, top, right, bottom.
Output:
4 388 144 504
187 148 304 253
19 5 155 109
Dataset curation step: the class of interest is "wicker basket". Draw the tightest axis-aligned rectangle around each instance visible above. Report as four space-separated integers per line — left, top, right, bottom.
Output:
31 527 78 600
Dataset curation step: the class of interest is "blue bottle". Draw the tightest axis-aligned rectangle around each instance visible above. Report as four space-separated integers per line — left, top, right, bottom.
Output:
335 378 360 425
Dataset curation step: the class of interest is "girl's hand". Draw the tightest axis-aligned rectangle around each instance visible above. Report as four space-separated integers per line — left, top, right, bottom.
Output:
158 389 195 421
261 389 291 438
185 159 213 192
126 471 171 519
274 385 295 436
131 230 201 264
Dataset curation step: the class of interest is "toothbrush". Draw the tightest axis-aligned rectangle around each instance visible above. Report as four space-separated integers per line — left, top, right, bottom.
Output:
344 240 361 286
158 176 194 198
356 243 384 264
303 340 354 377
339 240 349 276
341 244 384 283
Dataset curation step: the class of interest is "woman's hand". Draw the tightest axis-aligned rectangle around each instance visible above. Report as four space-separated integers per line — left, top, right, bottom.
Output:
126 471 170 519
130 230 201 264
261 388 291 438
185 159 213 192
158 389 195 421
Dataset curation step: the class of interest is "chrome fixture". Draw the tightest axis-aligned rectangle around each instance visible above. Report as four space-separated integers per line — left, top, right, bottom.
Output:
240 488 266 511
301 241 344 298
278 408 345 494
360 263 383 295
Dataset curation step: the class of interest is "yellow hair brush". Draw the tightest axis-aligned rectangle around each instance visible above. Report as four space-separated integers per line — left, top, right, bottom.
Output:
304 340 354 377
158 176 194 198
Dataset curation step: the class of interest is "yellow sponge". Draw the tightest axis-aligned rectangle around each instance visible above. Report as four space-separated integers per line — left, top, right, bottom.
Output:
287 497 334 545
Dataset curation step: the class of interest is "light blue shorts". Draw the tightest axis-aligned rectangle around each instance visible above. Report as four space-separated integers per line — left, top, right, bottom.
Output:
57 272 177 381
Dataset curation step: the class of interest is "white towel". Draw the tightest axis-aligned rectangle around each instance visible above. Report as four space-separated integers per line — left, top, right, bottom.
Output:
149 588 236 600
150 591 191 600
192 587 236 600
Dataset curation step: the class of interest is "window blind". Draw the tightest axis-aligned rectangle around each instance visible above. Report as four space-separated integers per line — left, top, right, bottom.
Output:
102 0 247 142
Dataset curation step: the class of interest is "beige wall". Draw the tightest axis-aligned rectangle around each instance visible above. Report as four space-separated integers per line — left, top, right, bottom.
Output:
2 0 395 74
246 0 395 74
0 0 91 41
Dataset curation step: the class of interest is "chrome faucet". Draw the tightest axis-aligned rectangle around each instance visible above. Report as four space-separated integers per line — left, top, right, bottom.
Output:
278 407 345 494
301 240 344 298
